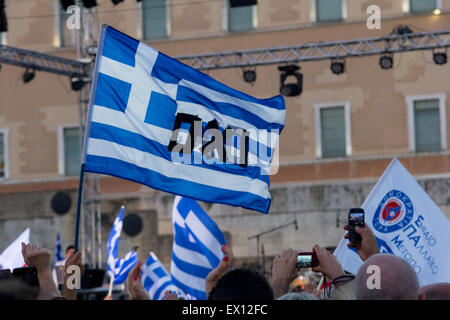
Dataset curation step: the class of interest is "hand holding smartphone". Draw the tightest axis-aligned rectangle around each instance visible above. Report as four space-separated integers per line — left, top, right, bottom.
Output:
348 208 365 244
296 251 319 268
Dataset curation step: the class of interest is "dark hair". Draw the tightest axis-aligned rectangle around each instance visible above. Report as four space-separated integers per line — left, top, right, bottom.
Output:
208 268 274 300
65 245 75 253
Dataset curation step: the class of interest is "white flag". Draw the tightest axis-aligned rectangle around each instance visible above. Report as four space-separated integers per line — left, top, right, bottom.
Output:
334 158 450 286
0 228 30 270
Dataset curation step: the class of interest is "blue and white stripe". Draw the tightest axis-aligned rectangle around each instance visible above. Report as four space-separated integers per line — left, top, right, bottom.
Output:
82 25 285 213
55 232 64 263
170 196 227 300
141 252 186 300
107 205 138 285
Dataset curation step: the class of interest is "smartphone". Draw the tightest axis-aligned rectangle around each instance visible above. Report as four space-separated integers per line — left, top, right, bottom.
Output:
12 266 39 288
296 252 319 268
348 208 365 244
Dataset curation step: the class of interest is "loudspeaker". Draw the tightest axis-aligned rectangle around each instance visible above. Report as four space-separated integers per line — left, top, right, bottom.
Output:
123 213 143 237
51 192 72 215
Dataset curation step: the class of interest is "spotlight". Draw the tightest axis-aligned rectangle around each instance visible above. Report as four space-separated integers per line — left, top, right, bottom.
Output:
243 69 256 83
330 60 345 75
278 65 303 97
111 0 124 5
22 68 35 83
60 0 75 11
81 0 97 9
434 8 442 15
394 25 413 35
433 52 447 65
379 55 393 70
70 76 85 91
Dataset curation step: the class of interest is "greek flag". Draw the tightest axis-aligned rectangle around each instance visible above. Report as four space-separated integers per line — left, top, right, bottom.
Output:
82 25 285 213
107 205 138 285
171 196 227 300
55 233 64 263
141 252 185 300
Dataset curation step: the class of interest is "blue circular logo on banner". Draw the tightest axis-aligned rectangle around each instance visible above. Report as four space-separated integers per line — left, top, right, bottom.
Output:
373 190 414 233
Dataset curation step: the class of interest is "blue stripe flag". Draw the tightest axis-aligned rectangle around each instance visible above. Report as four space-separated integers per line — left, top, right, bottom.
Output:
106 205 138 285
171 196 227 300
82 25 285 213
141 251 185 300
55 232 64 263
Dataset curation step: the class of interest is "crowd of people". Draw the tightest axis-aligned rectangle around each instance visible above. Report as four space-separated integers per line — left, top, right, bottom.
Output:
0 223 449 300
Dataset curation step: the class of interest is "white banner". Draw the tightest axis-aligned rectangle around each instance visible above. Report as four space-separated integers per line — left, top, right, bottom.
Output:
0 228 30 270
334 158 450 286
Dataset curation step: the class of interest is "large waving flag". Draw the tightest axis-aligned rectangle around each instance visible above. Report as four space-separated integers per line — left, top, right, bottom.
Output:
106 206 138 284
334 158 450 286
55 232 64 263
0 228 30 270
81 25 285 213
141 252 185 300
171 196 227 300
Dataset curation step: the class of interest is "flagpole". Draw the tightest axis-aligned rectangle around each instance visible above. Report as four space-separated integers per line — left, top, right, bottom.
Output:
73 24 108 253
108 275 114 297
74 163 85 252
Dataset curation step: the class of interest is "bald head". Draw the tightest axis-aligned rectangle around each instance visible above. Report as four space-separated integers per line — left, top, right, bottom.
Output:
356 254 419 300
419 283 450 300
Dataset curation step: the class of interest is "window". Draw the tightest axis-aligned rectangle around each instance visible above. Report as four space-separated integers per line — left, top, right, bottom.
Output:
409 0 439 13
59 126 81 176
227 1 257 32
314 102 351 158
0 129 8 179
142 0 170 40
314 0 345 23
407 94 447 153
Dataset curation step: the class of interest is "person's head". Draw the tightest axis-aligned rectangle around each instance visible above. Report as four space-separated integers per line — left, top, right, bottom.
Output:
65 245 75 260
419 282 450 300
355 254 420 300
208 268 273 300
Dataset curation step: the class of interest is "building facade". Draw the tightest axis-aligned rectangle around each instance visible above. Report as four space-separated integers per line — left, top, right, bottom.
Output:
1 0 450 273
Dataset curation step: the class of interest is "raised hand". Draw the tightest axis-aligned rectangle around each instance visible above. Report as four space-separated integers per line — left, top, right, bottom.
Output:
344 223 379 261
271 249 298 299
127 260 151 300
205 244 235 298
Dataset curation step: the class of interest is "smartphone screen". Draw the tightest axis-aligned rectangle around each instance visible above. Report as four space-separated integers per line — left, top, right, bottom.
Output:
348 208 365 243
296 254 313 268
349 212 364 226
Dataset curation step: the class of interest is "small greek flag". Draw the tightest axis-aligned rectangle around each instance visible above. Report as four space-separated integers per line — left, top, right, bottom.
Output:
171 196 227 300
82 25 285 213
107 205 138 285
55 232 64 263
141 252 185 300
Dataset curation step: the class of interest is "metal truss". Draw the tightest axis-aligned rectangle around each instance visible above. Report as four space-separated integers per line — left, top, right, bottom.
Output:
175 29 450 70
0 44 88 77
